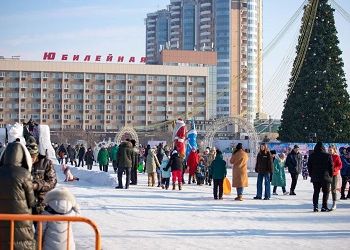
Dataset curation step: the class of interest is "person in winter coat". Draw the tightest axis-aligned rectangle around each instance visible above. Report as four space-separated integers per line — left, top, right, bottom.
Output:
230 143 249 201
328 145 342 210
130 139 140 185
40 187 80 250
27 138 57 215
196 159 206 185
271 151 288 195
66 144 77 167
77 144 86 168
308 142 333 212
285 145 303 195
165 149 184 190
57 144 67 164
97 146 109 172
254 143 273 200
115 140 134 189
110 144 119 173
84 147 95 170
340 147 350 199
0 141 36 250
145 147 160 186
160 150 171 189
210 150 227 200
187 149 199 184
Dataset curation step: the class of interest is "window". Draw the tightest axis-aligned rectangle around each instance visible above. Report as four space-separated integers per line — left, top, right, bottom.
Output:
86 74 91 80
147 96 153 101
54 83 61 89
95 85 105 90
42 114 50 119
43 104 50 109
42 72 49 78
136 106 145 111
95 74 105 80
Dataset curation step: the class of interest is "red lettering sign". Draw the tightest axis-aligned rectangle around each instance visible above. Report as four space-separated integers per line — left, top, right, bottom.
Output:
42 53 147 64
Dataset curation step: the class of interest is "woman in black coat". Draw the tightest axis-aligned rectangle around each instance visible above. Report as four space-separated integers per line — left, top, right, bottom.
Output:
307 142 333 212
0 141 36 249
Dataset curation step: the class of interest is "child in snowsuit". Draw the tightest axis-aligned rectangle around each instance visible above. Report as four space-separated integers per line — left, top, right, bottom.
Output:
160 151 171 189
196 159 205 185
39 187 80 250
61 164 79 182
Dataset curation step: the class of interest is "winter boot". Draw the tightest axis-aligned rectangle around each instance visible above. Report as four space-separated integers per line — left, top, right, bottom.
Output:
172 183 176 190
178 183 182 190
313 205 318 212
234 195 243 201
340 194 346 200
330 201 336 211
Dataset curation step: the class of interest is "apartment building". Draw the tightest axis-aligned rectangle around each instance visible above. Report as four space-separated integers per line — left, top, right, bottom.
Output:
0 59 215 131
145 0 263 123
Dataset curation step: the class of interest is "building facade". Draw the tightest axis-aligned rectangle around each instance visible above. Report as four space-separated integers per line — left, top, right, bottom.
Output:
145 9 170 64
0 60 215 131
145 0 262 123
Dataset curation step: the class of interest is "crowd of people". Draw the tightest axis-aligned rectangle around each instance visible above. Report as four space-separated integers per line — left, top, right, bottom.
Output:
52 139 350 212
1 135 350 248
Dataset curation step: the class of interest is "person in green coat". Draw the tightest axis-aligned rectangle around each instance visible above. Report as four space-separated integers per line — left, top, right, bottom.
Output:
271 151 288 195
210 150 227 200
97 146 109 172
110 144 119 173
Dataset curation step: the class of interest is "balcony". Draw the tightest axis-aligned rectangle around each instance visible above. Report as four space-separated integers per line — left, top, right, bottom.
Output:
200 2 211 8
200 10 211 16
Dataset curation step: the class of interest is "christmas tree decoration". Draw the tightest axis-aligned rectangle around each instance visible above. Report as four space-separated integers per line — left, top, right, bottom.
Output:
279 0 350 142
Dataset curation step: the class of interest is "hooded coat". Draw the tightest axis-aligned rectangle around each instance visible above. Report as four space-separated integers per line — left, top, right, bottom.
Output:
145 149 160 174
307 144 333 183
40 188 80 250
210 154 227 180
230 149 249 188
271 156 286 187
0 142 36 250
117 141 134 168
97 148 109 166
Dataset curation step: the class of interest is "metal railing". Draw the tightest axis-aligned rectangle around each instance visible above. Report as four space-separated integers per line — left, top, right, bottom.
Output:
0 214 101 250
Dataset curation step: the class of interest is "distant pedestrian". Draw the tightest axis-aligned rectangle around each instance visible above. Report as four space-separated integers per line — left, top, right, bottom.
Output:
77 144 86 168
328 145 342 210
271 152 288 195
308 142 333 212
230 143 249 201
84 147 95 170
254 143 273 200
210 150 227 200
302 155 309 180
285 145 303 195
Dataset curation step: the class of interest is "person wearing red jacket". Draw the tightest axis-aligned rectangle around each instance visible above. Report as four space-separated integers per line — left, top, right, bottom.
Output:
328 145 342 211
187 149 199 184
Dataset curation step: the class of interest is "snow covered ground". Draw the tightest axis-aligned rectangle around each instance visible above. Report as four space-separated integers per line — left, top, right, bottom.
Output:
56 164 350 250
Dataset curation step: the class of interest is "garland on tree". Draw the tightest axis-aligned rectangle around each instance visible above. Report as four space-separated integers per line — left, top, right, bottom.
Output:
279 0 350 142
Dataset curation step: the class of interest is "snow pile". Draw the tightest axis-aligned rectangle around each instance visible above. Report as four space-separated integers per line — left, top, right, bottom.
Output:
54 164 118 187
6 123 26 145
38 125 58 164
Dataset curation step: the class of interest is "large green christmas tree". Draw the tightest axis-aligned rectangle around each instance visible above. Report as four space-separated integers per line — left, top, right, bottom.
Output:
278 0 350 142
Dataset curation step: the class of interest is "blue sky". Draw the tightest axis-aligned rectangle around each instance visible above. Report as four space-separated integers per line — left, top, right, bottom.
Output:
1 0 349 118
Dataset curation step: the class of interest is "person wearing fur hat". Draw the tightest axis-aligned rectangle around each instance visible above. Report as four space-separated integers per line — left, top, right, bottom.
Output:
39 187 80 250
27 137 57 215
0 141 36 250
